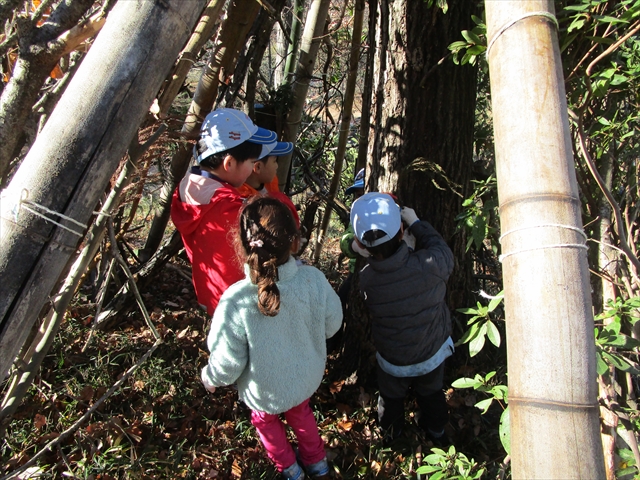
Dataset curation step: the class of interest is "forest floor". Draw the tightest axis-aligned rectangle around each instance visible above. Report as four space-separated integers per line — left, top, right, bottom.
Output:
1 231 507 480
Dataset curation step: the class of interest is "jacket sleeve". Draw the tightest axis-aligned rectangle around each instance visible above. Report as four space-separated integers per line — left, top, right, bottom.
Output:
202 295 248 387
409 220 454 280
319 271 343 339
339 224 357 259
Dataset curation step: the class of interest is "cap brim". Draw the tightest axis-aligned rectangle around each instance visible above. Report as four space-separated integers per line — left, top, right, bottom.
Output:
259 141 294 159
248 127 278 144
345 180 365 195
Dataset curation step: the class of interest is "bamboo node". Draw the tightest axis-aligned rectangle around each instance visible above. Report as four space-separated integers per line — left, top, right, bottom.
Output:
499 223 587 262
486 11 559 59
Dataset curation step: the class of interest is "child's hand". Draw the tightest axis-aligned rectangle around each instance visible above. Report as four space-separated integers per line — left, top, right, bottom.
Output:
352 239 370 258
401 207 419 226
201 367 217 393
403 229 417 250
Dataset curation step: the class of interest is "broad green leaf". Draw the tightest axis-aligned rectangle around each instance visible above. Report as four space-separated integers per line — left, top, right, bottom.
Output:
461 30 482 45
485 371 496 381
499 407 511 454
596 351 609 376
593 14 629 24
486 320 501 347
452 377 481 389
456 322 481 346
430 472 445 480
469 323 487 356
416 465 440 474
602 351 640 374
475 397 493 413
487 292 504 312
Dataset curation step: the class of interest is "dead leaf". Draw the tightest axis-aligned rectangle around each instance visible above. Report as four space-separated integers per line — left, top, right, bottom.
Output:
337 420 353 432
78 385 94 403
329 380 344 394
231 460 242 478
34 413 47 431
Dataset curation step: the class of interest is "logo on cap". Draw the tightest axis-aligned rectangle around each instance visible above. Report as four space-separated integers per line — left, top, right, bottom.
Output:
229 131 242 140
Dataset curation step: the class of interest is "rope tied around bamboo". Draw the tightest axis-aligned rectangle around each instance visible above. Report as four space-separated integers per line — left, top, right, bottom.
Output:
498 223 588 263
486 11 559 60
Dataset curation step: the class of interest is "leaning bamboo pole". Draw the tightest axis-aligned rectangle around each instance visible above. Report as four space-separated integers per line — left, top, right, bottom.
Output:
485 1 605 478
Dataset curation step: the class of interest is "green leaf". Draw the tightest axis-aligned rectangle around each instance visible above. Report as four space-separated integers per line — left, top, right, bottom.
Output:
487 292 504 312
461 30 482 45
452 377 481 389
430 472 445 480
486 320 501 347
593 14 630 24
596 352 609 376
469 323 487 357
601 351 640 374
416 465 441 474
456 322 482 346
475 397 493 414
499 407 511 454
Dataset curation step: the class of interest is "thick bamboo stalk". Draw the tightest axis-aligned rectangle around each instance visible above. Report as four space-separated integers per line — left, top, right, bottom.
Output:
485 1 605 478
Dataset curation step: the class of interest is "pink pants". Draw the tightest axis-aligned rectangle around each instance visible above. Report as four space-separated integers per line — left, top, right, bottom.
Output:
250 399 326 472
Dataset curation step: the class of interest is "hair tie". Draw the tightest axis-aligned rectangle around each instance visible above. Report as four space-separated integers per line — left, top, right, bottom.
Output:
249 239 263 248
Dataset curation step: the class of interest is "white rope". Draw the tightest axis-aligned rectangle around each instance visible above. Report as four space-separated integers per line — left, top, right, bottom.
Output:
486 11 559 59
498 223 588 263
2 188 87 237
499 243 588 262
499 223 587 243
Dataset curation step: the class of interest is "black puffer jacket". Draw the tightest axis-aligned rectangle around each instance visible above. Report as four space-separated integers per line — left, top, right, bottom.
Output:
359 220 454 367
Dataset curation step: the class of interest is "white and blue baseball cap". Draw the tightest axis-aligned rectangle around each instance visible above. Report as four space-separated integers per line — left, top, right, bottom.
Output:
258 140 294 159
195 108 277 163
350 192 401 247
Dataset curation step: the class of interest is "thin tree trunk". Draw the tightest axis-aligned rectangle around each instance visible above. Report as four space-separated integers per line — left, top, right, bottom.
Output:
157 0 227 116
485 1 605 477
277 0 332 190
313 0 365 262
0 0 208 382
140 0 261 261
283 0 304 82
355 0 376 175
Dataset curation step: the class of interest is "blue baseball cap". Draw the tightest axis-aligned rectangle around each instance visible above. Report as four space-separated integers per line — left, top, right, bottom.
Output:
346 168 365 195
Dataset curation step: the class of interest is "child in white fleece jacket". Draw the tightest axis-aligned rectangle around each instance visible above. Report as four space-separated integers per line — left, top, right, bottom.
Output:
201 196 343 480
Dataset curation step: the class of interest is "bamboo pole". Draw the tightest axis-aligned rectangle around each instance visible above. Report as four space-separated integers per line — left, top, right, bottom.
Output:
485 1 605 478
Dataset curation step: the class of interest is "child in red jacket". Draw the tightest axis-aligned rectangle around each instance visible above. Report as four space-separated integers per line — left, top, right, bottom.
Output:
171 108 276 315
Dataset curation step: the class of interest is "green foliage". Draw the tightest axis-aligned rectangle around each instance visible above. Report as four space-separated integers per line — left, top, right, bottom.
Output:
452 372 510 455
455 175 498 253
594 297 640 376
455 291 503 357
416 445 485 479
448 15 486 66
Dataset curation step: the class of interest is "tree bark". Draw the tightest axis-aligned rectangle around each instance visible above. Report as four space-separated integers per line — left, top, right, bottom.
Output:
369 0 477 310
485 1 605 477
0 0 99 185
0 0 208 381
277 0 332 190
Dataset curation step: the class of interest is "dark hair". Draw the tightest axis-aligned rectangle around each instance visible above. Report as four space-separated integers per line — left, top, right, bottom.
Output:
362 229 403 259
196 140 262 169
238 196 299 317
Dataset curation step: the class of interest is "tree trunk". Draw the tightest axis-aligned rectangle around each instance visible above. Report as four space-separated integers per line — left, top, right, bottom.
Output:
313 0 365 262
485 1 605 477
369 0 477 311
0 0 101 185
0 0 208 381
283 0 305 82
140 0 261 260
277 0 332 190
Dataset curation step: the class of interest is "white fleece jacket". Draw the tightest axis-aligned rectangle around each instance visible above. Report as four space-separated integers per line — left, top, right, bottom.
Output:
202 256 343 414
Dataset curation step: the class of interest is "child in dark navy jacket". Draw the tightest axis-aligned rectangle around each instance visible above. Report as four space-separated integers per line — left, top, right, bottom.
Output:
350 192 454 444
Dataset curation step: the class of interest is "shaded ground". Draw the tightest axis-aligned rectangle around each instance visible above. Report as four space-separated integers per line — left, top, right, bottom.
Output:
1 237 506 479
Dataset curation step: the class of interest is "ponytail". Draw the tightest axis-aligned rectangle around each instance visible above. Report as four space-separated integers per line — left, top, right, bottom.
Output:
238 196 298 316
